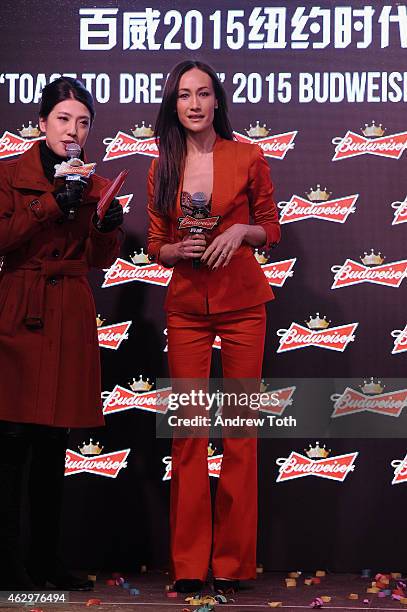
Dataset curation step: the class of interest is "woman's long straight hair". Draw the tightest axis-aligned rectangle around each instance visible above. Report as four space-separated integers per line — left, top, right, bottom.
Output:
153 60 233 215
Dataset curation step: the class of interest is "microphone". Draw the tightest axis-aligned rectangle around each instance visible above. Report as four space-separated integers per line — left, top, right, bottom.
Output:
190 192 210 269
65 142 82 220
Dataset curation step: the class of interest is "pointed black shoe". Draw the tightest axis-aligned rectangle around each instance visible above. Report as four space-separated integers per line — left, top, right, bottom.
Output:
44 572 94 591
174 579 204 593
28 562 93 592
213 578 240 594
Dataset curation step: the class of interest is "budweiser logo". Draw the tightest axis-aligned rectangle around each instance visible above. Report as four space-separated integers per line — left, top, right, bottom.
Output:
65 449 130 478
332 130 407 161
331 259 407 289
102 385 171 415
391 198 407 225
178 215 220 231
277 322 358 353
276 450 358 482
331 387 407 418
259 386 296 416
260 258 296 287
103 131 157 161
102 258 172 288
391 455 407 484
117 194 133 214
233 130 296 159
391 325 407 354
162 453 223 481
0 131 45 160
278 195 358 224
98 321 132 350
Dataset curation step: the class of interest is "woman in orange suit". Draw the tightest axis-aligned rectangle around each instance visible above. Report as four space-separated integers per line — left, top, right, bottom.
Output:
147 60 280 594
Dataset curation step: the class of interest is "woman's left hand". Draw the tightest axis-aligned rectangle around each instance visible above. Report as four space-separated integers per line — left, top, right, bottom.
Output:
201 224 247 269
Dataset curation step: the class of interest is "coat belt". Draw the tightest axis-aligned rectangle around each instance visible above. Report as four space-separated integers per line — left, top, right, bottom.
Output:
4 260 89 329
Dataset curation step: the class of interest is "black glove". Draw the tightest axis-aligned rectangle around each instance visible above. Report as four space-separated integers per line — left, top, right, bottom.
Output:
53 179 87 218
96 198 124 232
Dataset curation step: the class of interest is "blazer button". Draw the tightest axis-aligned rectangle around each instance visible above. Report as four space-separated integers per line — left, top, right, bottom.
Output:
52 249 60 258
48 277 58 286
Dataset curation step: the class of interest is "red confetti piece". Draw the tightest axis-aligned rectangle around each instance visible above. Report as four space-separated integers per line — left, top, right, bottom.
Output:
86 598 102 606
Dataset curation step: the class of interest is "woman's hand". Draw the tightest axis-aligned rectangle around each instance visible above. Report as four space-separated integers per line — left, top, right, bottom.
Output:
178 233 207 260
159 233 206 267
201 224 247 269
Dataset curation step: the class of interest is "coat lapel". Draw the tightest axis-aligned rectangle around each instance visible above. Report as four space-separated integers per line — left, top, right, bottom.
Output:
10 141 107 201
11 142 53 192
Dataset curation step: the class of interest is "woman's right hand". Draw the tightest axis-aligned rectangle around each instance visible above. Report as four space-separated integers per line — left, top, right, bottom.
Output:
53 180 86 217
159 233 206 267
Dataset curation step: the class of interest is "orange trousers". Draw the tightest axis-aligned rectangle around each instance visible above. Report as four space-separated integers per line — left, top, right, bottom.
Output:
167 304 266 581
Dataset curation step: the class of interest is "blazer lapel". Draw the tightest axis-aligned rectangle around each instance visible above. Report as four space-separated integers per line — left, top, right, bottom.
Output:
211 137 235 219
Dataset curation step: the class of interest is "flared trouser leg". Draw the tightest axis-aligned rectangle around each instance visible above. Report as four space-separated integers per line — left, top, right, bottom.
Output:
167 305 266 581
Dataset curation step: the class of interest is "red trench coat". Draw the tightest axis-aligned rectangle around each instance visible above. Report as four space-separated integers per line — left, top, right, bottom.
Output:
0 142 120 428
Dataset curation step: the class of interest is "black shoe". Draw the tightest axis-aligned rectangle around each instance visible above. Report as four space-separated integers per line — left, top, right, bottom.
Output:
28 558 94 592
45 573 94 591
213 578 240 594
29 568 93 591
174 578 204 593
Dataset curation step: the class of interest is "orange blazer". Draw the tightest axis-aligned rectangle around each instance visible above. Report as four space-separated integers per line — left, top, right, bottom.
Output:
147 137 281 315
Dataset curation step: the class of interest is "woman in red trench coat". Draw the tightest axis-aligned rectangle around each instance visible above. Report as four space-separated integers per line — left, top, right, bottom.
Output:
0 77 123 590
147 61 280 594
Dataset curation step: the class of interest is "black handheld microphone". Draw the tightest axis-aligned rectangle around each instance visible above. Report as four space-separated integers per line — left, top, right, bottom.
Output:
65 142 82 220
190 192 209 269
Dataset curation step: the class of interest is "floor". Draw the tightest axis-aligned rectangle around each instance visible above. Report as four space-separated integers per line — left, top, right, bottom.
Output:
0 571 405 611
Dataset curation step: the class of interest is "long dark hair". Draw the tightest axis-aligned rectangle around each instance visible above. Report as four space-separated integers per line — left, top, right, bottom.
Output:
154 60 233 215
39 77 95 123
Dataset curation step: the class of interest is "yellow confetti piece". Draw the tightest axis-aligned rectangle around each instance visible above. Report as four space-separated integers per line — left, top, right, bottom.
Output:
348 593 359 600
321 596 332 603
268 602 282 608
316 570 326 577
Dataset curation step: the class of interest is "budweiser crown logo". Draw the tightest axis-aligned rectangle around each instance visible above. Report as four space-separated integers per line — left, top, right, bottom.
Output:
245 121 269 138
207 443 216 457
78 439 104 456
362 121 385 138
306 185 331 202
129 375 153 392
254 249 268 264
131 249 150 265
96 314 106 328
306 313 330 330
132 121 154 138
305 442 330 459
18 121 42 139
360 249 385 266
359 377 385 395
